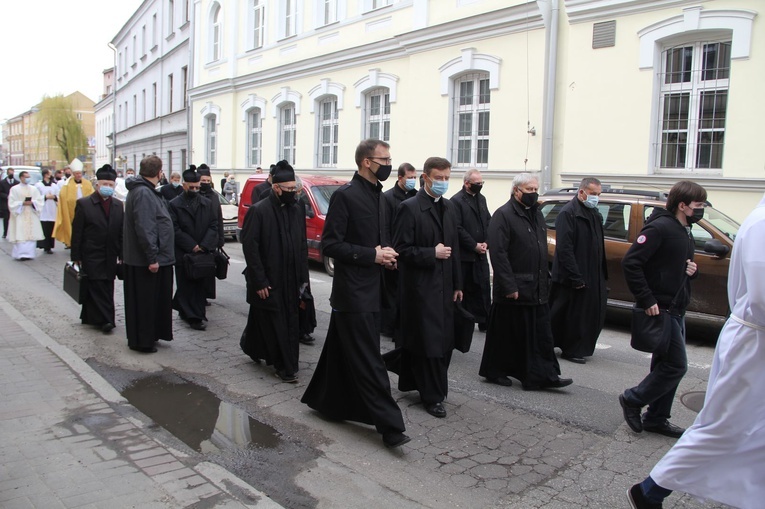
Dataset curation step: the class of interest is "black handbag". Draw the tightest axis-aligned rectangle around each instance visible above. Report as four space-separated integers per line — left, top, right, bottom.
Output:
184 252 217 280
214 248 230 280
63 262 87 304
630 276 687 354
453 300 476 353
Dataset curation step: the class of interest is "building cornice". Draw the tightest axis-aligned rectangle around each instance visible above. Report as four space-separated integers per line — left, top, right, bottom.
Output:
564 0 711 24
559 172 765 193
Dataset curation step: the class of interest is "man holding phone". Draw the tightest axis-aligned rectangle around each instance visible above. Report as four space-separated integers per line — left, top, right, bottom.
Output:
7 171 44 260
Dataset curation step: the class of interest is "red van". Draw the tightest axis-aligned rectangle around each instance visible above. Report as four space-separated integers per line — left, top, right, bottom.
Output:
238 173 348 276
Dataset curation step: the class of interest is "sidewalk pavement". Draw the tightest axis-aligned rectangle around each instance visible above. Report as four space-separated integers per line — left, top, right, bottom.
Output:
0 295 284 509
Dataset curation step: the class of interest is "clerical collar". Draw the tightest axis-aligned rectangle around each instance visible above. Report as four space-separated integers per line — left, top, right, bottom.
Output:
425 189 441 202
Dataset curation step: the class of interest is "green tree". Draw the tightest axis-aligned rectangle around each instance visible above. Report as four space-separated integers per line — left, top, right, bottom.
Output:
36 95 88 165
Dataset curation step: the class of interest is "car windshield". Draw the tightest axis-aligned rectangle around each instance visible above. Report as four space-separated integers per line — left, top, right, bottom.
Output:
704 205 739 241
214 189 231 205
311 185 342 215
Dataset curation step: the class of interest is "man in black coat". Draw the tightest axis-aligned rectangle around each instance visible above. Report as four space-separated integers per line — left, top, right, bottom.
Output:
479 173 573 390
240 161 309 382
386 157 462 419
550 178 608 364
619 181 704 439
452 169 492 332
302 139 410 449
168 169 219 330
196 164 224 302
160 171 183 201
380 162 417 339
0 167 19 238
250 165 276 206
71 165 124 333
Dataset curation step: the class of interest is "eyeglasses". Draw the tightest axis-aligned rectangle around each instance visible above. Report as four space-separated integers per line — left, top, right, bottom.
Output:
470 181 485 186
277 184 298 192
368 157 392 164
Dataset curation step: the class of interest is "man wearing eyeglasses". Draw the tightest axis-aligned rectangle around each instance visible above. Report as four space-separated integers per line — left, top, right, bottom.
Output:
240 160 309 383
302 139 410 448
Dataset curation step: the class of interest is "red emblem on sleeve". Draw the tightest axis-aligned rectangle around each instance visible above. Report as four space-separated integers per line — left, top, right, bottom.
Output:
637 235 647 244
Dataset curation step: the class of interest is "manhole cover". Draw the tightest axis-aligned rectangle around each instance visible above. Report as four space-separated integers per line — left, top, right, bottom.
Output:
680 391 706 413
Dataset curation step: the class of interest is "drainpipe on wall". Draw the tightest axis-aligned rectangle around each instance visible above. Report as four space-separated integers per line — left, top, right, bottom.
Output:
540 0 559 192
186 2 196 167
108 43 117 168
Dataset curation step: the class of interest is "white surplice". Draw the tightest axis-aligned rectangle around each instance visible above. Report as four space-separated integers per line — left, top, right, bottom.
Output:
651 193 765 509
7 183 44 259
35 180 60 222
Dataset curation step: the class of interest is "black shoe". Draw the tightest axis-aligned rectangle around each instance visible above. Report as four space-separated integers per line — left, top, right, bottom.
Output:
523 378 574 391
424 402 447 418
101 322 116 333
205 300 211 307
189 321 206 331
627 483 663 509
485 376 513 387
619 394 643 433
382 432 411 448
44 249 53 254
275 371 298 383
299 333 315 345
129 346 158 354
477 323 487 332
561 354 586 364
643 420 685 439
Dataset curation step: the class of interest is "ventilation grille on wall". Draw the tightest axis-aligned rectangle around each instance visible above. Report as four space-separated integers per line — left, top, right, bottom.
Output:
593 20 616 49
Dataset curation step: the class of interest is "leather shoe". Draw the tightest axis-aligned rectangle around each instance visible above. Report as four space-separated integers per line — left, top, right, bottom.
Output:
643 420 685 439
101 322 116 333
486 376 513 387
619 394 643 433
382 431 411 448
523 378 574 391
275 371 298 383
424 402 447 418
627 483 663 509
190 321 206 331
129 346 158 354
561 354 586 364
299 333 315 345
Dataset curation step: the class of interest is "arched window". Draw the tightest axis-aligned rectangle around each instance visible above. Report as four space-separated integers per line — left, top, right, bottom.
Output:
247 108 262 167
205 114 217 166
279 103 296 164
210 3 222 62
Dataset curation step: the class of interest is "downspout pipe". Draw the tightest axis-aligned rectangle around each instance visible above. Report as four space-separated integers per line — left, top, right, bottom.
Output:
540 0 559 192
108 42 117 168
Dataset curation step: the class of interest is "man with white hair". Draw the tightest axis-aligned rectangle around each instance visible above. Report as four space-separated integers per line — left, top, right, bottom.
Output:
53 161 94 248
479 173 573 390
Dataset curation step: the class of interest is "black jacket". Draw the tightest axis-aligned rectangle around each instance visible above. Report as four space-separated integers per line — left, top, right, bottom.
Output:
71 194 124 280
393 190 462 357
241 191 309 310
199 188 225 248
0 177 19 217
488 198 550 305
551 197 607 287
452 187 491 263
160 183 183 202
250 180 272 206
168 193 219 264
622 207 696 312
123 177 175 267
383 183 416 227
322 172 390 313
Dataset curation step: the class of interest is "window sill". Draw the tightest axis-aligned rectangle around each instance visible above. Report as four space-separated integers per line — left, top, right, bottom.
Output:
131 63 137 70
278 34 298 42
179 21 190 30
150 44 158 52
363 4 393 15
140 54 147 61
166 32 176 42
204 59 227 69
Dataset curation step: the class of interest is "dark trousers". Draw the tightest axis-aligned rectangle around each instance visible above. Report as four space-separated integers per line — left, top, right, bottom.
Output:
624 315 687 425
2 216 8 237
38 221 55 250
124 264 174 348
81 279 115 326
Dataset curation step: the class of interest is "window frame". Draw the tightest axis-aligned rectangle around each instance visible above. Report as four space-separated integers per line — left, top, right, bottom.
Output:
364 87 390 142
251 0 265 50
210 3 222 62
317 96 339 168
451 72 490 168
205 114 217 167
247 108 263 168
279 103 297 165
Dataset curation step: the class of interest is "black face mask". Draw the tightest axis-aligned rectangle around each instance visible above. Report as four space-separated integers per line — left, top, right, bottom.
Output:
373 163 393 182
185 189 199 199
687 207 704 224
200 183 212 193
470 183 483 195
279 191 296 205
520 191 539 208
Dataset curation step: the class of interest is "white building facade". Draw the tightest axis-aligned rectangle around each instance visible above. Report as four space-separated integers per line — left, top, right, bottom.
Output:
186 0 762 221
110 0 192 175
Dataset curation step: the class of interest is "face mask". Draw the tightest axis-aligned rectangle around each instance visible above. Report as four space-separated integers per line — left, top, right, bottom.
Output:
373 163 393 182
185 189 199 199
171 181 181 188
429 179 449 197
582 194 599 209
98 186 115 198
470 183 483 195
520 191 539 208
200 183 212 193
279 191 296 205
404 178 416 191
687 207 704 224
126 174 134 179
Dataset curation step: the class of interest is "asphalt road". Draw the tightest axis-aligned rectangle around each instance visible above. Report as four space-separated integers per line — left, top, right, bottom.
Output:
0 238 725 509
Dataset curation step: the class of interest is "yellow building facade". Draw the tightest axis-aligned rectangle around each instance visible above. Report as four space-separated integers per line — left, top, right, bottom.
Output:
189 0 762 221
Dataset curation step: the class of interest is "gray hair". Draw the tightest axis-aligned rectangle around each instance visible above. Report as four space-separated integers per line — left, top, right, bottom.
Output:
512 173 539 192
578 177 601 191
171 171 181 179
463 168 481 184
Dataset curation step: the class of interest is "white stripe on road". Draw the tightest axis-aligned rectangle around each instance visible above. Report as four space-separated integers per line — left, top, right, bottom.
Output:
228 257 245 264
310 277 326 284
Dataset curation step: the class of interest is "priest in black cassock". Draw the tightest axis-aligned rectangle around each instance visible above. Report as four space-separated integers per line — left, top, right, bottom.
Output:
385 157 462 419
160 171 184 201
250 164 276 206
196 164 224 303
71 164 124 333
168 168 219 330
240 161 309 382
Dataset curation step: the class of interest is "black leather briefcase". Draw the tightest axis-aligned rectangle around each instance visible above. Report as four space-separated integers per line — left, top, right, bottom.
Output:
63 262 87 304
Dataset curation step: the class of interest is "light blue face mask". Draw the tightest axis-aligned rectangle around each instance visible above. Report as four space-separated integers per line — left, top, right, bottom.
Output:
404 178 417 191
582 194 599 209
430 180 449 197
172 181 181 188
99 186 115 198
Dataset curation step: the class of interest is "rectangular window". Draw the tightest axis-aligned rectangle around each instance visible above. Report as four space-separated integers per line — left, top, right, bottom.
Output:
247 109 262 167
181 149 187 172
132 95 137 124
365 88 390 141
184 0 190 23
141 89 146 122
279 104 296 164
152 14 158 47
141 25 146 55
132 35 137 64
253 0 265 48
656 41 730 170
284 0 297 37
323 0 337 25
167 74 174 113
370 0 392 10
452 73 490 167
207 117 217 166
167 150 173 173
167 0 175 34
181 66 188 109
318 97 339 167
152 83 158 118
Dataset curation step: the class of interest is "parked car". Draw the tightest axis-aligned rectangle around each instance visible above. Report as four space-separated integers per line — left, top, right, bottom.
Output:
238 173 348 275
539 187 739 325
0 166 42 185
213 189 239 241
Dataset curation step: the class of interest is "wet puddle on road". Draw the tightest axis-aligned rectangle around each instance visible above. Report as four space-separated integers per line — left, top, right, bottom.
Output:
121 374 280 453
680 391 706 413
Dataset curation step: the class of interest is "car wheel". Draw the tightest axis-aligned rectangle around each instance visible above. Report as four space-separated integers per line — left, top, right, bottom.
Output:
323 256 335 277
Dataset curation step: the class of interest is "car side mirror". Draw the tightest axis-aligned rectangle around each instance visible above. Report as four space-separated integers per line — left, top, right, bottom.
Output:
703 239 730 258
